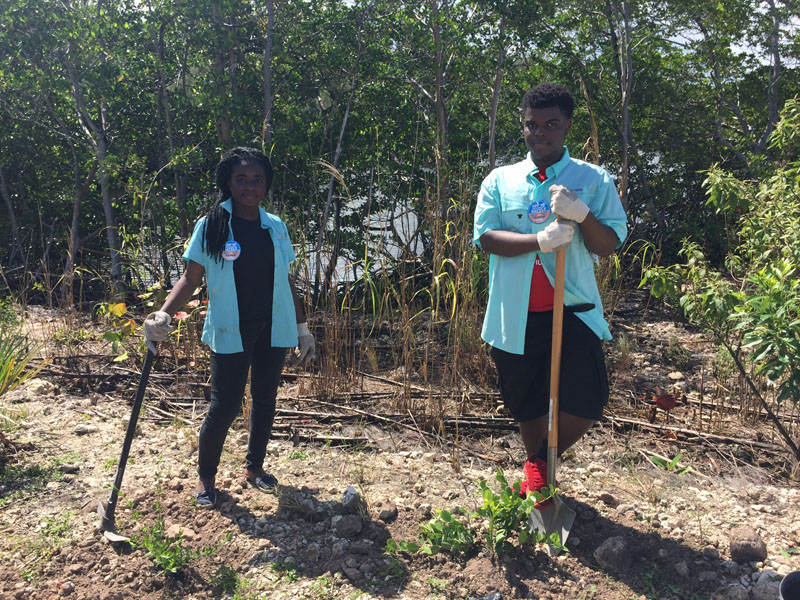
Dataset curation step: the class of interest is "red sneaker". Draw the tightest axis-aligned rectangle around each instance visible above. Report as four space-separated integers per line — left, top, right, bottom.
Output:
520 456 552 510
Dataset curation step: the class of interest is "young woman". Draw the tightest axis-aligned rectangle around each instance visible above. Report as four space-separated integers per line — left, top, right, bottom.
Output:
144 147 314 508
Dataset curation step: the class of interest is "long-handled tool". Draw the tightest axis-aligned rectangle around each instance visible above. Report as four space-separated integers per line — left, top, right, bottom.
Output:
529 246 577 555
98 349 154 542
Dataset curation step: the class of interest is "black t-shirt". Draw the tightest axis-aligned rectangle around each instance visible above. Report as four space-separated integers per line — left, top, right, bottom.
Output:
230 214 274 324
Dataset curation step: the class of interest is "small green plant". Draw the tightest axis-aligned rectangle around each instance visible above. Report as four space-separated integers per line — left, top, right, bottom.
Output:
781 546 800 560
0 328 48 397
427 577 449 592
0 462 63 505
270 557 299 582
0 296 18 327
663 335 691 370
95 302 136 362
418 509 474 554
19 510 75 581
289 450 308 460
312 575 335 598
649 452 692 474
130 516 208 573
209 564 239 594
473 468 564 554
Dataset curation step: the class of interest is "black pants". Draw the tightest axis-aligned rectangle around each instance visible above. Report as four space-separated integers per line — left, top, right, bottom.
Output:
197 320 287 480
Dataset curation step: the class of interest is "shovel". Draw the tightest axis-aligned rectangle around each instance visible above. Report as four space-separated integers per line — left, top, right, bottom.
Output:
98 349 154 542
528 246 576 556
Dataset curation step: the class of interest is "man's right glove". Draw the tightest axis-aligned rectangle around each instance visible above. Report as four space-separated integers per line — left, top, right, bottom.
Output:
550 184 590 223
537 220 575 253
143 311 174 355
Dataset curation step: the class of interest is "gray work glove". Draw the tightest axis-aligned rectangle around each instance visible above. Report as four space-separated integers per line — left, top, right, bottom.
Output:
550 184 590 223
296 322 315 363
143 310 174 355
537 220 575 253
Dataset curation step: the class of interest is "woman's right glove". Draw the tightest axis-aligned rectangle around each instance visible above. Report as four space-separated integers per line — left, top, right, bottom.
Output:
143 311 174 355
537 220 575 253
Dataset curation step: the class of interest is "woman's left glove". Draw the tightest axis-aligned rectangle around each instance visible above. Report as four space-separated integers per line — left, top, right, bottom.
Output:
296 322 316 363
143 311 174 355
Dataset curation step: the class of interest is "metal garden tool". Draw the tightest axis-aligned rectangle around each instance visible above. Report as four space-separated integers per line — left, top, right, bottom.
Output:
98 349 154 542
528 245 577 556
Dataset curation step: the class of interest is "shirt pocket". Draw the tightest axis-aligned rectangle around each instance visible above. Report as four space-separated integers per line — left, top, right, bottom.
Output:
500 204 530 233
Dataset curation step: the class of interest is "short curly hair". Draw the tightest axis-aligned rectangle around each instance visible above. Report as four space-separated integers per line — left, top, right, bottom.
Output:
522 84 575 119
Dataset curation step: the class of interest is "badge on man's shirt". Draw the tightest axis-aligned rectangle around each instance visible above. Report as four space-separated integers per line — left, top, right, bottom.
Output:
222 240 241 261
527 199 551 223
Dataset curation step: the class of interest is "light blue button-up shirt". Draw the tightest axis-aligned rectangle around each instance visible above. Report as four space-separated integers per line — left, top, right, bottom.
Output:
473 148 627 355
183 199 299 353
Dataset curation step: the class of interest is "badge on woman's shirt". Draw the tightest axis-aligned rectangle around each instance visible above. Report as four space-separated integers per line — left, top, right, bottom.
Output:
222 240 241 261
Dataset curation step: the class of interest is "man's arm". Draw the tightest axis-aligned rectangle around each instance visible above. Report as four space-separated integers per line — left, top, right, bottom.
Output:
578 212 620 257
479 230 540 257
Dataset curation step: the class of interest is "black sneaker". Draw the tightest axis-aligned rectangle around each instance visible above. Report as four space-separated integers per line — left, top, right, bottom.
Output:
246 473 278 491
193 487 217 508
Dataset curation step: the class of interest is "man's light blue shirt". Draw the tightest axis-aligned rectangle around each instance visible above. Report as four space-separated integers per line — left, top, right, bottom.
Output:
183 199 299 354
473 148 628 355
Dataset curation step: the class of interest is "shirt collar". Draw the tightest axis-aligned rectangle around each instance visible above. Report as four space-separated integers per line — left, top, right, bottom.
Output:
220 198 270 228
526 146 571 180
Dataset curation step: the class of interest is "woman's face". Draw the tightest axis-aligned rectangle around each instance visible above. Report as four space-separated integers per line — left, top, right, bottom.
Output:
228 161 268 213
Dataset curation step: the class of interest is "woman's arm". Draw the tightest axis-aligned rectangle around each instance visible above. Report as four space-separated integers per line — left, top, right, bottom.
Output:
159 260 206 316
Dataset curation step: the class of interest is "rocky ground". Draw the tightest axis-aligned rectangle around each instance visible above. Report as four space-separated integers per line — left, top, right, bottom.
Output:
0 298 799 600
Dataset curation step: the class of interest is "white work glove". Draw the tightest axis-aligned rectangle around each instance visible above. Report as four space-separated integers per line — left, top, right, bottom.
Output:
550 184 590 223
296 322 315 363
537 220 576 253
143 311 174 355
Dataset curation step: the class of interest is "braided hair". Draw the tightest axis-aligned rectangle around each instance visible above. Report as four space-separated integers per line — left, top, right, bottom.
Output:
202 147 274 262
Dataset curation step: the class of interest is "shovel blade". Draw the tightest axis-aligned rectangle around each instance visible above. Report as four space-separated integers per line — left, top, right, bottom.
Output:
97 502 129 543
528 494 576 556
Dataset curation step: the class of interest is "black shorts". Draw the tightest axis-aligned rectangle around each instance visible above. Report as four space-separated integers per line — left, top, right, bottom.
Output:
490 311 609 422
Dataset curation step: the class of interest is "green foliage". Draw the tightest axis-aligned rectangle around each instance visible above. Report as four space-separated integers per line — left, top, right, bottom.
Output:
0 462 62 505
0 328 47 397
209 565 239 595
19 510 75 581
643 100 800 412
417 508 475 555
649 453 692 475
386 468 564 557
269 558 299 582
95 302 136 362
473 468 564 555
0 297 18 328
130 516 209 574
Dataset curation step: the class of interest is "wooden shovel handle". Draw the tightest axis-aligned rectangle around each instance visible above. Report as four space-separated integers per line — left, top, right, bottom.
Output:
547 246 566 487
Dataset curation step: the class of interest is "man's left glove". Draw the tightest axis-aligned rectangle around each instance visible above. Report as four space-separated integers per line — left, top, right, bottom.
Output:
296 322 316 363
550 184 590 223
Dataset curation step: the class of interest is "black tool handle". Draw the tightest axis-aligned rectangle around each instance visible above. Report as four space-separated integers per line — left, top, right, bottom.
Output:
100 350 154 532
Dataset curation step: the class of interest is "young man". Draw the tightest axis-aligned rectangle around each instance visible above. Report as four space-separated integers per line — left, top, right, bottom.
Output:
473 83 627 503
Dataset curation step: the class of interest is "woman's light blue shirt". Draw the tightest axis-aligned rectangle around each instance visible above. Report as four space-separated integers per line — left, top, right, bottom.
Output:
473 148 628 355
183 199 298 353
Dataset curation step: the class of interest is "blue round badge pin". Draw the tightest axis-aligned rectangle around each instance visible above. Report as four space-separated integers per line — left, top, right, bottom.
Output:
527 199 551 223
222 240 241 261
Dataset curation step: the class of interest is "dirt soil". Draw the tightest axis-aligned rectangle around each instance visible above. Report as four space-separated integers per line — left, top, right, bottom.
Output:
1 296 799 600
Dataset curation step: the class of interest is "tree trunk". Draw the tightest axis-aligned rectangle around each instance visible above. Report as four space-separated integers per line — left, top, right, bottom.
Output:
430 0 450 219
262 0 275 151
755 0 783 154
0 165 23 267
313 5 369 304
212 2 231 143
487 15 506 172
156 19 188 238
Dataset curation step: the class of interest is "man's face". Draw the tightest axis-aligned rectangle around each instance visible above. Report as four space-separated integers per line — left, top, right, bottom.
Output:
523 106 572 168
